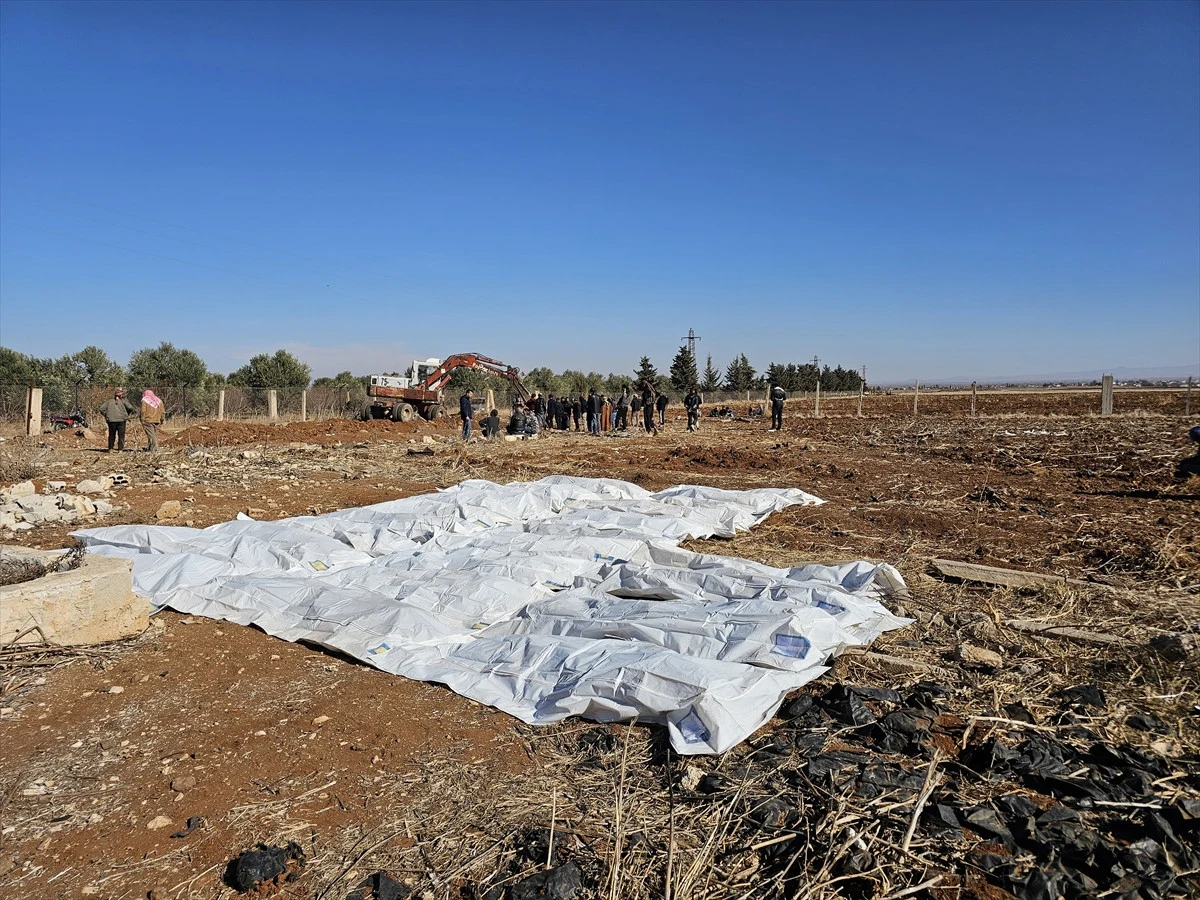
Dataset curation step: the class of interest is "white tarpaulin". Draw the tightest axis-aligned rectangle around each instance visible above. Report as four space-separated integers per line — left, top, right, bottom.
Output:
73 477 910 754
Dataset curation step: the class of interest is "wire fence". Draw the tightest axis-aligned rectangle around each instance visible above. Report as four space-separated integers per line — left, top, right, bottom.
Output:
0 383 1193 427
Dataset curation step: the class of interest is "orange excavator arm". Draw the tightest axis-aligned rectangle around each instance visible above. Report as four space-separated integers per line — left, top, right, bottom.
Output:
421 353 530 404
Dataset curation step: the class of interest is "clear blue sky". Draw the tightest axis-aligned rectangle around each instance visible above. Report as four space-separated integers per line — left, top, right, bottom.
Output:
2 0 1197 382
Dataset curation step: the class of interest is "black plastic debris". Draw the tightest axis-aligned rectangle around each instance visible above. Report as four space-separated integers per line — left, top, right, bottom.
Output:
993 794 1040 821
170 815 205 838
780 694 815 719
855 761 925 799
1058 684 1106 709
346 871 409 900
792 732 826 758
807 750 864 780
1126 712 1167 733
921 803 961 832
516 827 569 866
818 685 877 727
226 841 306 892
747 797 792 830
1001 701 1036 724
510 861 583 900
576 729 617 755
963 807 1015 847
849 686 903 705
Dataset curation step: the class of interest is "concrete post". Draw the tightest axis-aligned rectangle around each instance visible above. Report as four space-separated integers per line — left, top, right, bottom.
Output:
814 380 821 417
300 390 307 422
25 386 42 437
857 381 864 417
913 379 920 416
486 389 495 414
267 390 278 420
217 389 225 421
1187 377 1193 417
1101 375 1113 416
971 381 977 417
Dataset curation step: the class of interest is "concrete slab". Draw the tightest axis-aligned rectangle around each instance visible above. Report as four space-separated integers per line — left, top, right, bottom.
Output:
0 546 148 646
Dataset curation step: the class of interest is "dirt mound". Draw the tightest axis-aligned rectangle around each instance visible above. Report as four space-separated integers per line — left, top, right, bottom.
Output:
668 444 781 470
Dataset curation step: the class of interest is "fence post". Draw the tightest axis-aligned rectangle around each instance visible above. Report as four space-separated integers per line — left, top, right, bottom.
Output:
814 380 821 417
1100 375 1113 416
268 390 278 420
486 389 495 414
25 385 42 437
217 389 225 421
1187 377 1193 416
300 391 307 422
971 381 977 417
857 380 864 417
913 379 919 416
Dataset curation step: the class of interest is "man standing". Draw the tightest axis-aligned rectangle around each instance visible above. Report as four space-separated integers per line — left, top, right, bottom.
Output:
684 387 702 432
769 384 787 431
640 379 658 434
101 388 138 452
615 387 629 431
140 389 164 452
588 389 602 435
571 395 582 431
460 390 474 441
656 392 669 426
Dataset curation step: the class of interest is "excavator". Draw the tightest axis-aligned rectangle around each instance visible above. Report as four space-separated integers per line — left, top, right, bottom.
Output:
362 353 530 422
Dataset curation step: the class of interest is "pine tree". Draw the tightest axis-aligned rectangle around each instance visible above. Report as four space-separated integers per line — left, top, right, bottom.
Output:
633 356 658 386
669 347 699 392
724 354 756 392
700 355 721 393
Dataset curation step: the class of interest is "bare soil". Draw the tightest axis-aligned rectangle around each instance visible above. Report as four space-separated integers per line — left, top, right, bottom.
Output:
1 390 1196 898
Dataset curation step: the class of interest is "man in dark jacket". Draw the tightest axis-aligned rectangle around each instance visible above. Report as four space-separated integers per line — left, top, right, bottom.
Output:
482 408 501 439
684 388 702 432
640 380 657 434
571 395 581 431
769 385 787 431
587 389 602 434
656 392 669 426
615 388 629 431
547 395 559 430
101 388 138 452
459 390 474 440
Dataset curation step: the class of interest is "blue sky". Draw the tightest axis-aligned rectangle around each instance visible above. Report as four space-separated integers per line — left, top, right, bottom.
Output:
2 1 1197 382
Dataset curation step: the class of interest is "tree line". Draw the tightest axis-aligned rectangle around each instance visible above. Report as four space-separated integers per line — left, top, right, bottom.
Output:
1 342 866 417
0 343 319 415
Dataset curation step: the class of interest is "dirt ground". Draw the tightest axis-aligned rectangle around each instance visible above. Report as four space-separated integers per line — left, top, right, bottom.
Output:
1 390 1197 899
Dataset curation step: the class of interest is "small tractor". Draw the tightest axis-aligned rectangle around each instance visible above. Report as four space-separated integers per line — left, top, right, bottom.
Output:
362 353 529 422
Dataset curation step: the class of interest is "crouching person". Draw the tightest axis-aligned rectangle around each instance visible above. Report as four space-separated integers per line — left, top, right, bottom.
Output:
482 408 501 439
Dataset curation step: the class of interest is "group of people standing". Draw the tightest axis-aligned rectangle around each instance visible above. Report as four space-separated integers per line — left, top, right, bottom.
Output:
99 387 164 452
519 381 686 436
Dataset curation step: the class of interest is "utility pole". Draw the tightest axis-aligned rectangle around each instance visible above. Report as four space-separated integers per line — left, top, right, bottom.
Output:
680 328 702 358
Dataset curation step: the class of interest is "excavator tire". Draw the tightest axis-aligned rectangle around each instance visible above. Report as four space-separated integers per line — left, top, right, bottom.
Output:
392 403 415 423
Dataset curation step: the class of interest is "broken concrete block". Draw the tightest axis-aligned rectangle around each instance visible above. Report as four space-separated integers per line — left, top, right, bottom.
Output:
76 479 106 495
156 500 183 520
0 546 148 646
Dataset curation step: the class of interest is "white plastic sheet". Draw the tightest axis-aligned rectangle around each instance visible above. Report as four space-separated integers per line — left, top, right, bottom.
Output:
74 477 910 754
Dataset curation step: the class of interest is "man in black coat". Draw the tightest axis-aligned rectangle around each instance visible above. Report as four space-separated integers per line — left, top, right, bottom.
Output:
571 395 582 431
656 392 669 426
640 380 657 434
684 388 702 432
459 390 474 440
769 384 786 431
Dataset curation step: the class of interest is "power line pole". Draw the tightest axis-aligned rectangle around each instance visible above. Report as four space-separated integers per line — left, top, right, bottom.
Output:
680 328 702 358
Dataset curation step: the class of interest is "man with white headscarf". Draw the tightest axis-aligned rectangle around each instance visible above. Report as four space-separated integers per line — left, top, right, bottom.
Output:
140 389 164 452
